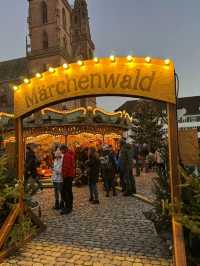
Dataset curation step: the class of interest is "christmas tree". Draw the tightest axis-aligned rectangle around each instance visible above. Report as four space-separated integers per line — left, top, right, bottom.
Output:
0 155 18 227
144 144 172 234
178 166 200 265
131 100 165 151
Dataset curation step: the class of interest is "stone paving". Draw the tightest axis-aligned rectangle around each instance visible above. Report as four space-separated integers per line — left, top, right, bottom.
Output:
135 172 157 201
2 173 172 266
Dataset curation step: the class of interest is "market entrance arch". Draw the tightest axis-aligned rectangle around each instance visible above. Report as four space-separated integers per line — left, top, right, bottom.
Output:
13 56 186 266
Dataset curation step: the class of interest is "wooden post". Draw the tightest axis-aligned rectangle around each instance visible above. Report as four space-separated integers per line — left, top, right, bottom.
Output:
15 118 25 210
167 103 187 266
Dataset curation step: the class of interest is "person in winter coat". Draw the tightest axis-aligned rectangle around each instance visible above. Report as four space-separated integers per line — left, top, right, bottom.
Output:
87 147 100 204
117 139 126 192
100 145 117 197
52 149 63 210
120 139 136 196
25 145 43 191
60 145 75 214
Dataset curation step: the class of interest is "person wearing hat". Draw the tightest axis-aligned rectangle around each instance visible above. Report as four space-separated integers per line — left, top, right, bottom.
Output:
60 145 75 214
52 149 63 210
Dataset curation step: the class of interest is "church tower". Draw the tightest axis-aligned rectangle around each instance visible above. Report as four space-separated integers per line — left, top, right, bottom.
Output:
27 0 72 74
72 0 95 60
27 0 96 109
71 0 96 106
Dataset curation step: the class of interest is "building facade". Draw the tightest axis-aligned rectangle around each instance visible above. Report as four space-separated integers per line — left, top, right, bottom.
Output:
0 0 96 113
117 97 200 139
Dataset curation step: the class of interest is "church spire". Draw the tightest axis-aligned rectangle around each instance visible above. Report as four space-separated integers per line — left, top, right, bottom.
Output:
74 0 87 7
71 0 94 60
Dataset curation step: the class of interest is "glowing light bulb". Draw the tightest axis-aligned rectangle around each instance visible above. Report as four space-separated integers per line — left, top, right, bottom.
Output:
164 59 170 65
145 57 151 63
110 55 115 62
77 60 84 66
36 73 42 78
63 63 69 69
24 78 30 84
93 57 99 63
13 86 18 91
49 67 55 73
127 55 133 62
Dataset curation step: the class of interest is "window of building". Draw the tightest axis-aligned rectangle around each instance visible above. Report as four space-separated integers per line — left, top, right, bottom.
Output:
43 31 49 49
62 8 67 30
191 116 197 122
74 15 78 24
82 11 86 18
186 117 192 123
41 1 48 24
63 36 67 49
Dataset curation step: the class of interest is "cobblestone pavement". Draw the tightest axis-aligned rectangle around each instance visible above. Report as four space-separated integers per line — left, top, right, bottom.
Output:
2 173 172 266
135 172 157 201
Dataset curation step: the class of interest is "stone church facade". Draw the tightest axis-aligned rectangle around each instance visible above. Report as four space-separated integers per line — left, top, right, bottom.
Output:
0 0 96 113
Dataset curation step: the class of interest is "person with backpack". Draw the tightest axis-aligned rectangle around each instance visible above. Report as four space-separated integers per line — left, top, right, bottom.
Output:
100 145 117 197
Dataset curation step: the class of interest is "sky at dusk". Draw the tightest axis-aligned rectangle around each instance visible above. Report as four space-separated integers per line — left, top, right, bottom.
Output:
0 0 200 111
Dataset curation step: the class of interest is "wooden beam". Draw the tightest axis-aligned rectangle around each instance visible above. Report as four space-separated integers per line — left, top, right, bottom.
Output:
15 118 25 210
167 103 187 266
0 204 20 250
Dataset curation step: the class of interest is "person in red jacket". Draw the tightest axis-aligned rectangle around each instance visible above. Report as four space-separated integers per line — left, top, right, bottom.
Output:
60 145 75 214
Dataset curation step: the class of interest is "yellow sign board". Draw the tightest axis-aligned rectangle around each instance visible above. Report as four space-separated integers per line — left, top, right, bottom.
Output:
14 57 176 118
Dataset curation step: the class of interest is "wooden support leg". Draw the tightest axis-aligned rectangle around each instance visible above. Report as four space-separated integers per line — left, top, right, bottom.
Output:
167 103 187 266
15 118 25 210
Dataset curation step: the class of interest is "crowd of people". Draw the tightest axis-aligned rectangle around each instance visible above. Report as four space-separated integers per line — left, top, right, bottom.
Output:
25 138 164 215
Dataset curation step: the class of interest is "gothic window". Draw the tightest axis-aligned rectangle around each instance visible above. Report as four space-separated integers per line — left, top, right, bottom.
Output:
62 8 67 30
82 11 86 18
42 31 49 49
74 15 78 24
63 36 67 49
41 1 48 24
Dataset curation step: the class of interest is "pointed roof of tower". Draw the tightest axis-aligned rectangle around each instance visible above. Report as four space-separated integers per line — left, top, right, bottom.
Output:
74 0 87 8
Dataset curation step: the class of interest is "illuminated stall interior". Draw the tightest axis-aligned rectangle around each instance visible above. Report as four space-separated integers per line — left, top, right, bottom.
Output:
0 107 133 179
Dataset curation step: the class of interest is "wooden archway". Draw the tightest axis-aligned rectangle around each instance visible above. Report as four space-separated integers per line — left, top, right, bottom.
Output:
12 56 186 266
